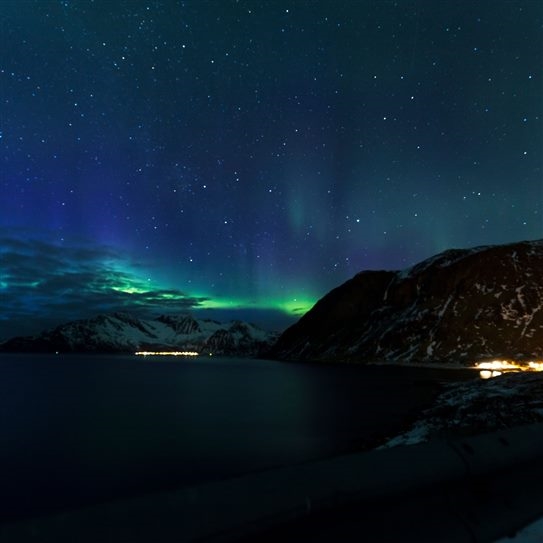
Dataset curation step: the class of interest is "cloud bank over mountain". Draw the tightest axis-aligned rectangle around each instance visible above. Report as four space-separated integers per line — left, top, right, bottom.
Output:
1 234 208 339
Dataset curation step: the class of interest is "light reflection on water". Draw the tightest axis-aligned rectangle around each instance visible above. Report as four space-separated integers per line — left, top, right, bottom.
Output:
479 369 503 379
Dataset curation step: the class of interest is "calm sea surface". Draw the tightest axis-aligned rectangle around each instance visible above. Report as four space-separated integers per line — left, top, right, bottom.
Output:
0 354 476 521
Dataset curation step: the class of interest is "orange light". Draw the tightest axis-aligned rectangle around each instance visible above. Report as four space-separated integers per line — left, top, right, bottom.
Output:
135 351 199 356
475 359 543 378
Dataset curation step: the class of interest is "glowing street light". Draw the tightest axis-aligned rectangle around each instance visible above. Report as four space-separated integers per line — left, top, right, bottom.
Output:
135 351 199 356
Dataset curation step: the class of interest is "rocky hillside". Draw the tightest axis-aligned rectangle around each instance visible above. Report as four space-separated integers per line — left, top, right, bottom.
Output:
270 239 543 364
0 313 278 356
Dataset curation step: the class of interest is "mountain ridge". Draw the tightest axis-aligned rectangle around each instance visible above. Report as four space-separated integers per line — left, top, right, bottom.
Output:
0 312 278 356
270 239 543 364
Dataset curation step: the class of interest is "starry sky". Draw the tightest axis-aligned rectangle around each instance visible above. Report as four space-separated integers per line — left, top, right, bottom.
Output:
1 0 542 339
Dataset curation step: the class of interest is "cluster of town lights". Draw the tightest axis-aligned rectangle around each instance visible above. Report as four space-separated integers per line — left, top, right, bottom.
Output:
135 351 199 356
475 359 543 379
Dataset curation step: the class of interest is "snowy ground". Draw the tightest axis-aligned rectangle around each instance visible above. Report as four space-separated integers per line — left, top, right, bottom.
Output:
380 371 543 448
495 517 543 543
380 371 543 542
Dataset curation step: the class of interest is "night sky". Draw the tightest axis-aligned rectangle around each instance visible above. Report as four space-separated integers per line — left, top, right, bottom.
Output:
1 0 542 339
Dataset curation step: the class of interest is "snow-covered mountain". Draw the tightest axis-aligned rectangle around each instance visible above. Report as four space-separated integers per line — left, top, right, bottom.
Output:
0 313 278 356
270 239 543 364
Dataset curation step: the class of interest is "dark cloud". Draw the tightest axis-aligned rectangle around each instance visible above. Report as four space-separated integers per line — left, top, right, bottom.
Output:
0 234 209 339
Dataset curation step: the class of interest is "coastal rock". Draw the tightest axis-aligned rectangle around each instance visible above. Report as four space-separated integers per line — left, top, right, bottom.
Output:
381 372 543 448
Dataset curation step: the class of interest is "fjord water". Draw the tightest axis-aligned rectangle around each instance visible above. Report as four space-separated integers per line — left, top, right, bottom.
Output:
0 354 474 521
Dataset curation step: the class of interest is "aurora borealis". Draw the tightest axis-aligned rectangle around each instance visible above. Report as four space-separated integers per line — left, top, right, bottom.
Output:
1 0 542 339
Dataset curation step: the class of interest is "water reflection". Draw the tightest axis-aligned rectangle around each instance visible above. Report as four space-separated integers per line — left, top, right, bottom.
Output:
479 369 503 379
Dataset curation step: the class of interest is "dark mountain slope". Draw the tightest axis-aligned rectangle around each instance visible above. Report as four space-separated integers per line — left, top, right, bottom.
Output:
270 240 543 364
